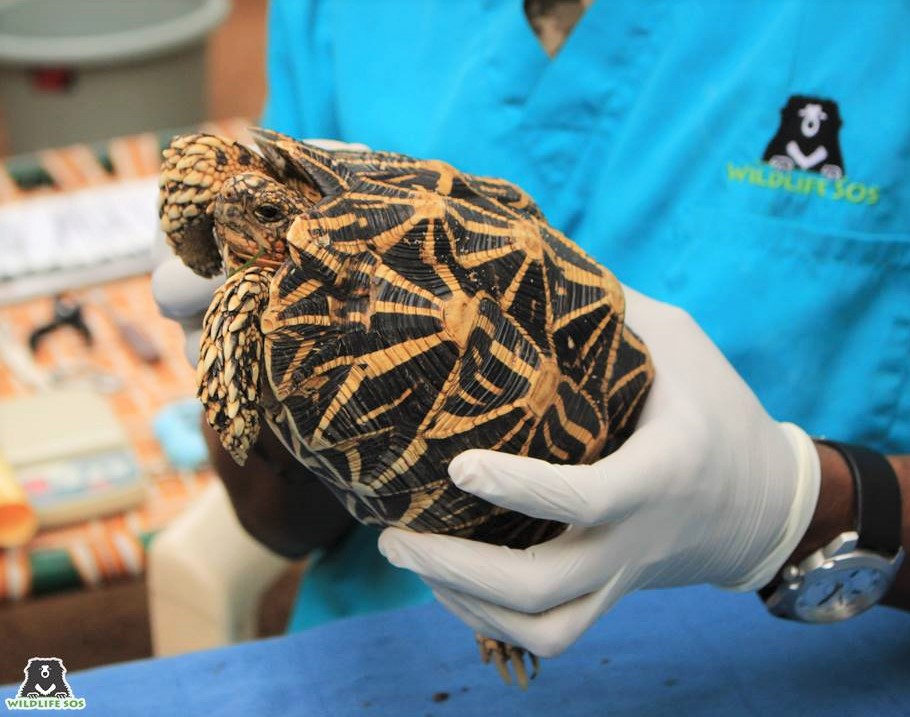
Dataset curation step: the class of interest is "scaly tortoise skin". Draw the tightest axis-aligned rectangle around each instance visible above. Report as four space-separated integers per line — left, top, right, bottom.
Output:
159 129 654 686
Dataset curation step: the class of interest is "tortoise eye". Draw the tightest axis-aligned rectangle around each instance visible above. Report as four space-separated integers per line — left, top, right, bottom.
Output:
255 203 283 222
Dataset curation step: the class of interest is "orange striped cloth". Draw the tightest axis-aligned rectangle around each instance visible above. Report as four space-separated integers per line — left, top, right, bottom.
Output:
0 273 215 600
2 117 253 195
0 119 253 601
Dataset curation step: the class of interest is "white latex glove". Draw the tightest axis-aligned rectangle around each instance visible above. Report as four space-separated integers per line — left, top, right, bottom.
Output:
378 288 821 657
151 138 370 364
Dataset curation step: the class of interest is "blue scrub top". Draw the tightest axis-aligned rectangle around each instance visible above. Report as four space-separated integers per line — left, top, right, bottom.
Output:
262 0 910 630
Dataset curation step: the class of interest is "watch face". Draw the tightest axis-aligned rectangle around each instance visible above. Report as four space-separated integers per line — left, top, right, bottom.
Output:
793 565 890 622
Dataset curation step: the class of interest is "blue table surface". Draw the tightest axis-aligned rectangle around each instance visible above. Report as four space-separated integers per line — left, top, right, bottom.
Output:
3 585 909 716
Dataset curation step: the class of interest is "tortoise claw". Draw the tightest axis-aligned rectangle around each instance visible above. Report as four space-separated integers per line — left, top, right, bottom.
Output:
476 635 539 689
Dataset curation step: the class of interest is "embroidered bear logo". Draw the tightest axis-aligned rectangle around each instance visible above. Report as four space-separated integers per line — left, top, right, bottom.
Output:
16 657 73 699
763 95 845 178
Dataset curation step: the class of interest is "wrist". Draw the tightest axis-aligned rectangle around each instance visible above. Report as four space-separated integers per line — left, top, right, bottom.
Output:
770 442 909 611
882 455 910 607
783 442 857 567
723 423 820 592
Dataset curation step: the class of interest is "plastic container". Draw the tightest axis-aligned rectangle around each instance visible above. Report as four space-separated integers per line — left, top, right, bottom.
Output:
0 0 230 154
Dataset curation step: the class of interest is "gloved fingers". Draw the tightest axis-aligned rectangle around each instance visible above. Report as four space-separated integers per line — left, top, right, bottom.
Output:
620 285 682 343
622 286 723 376
449 450 614 524
449 415 679 526
151 258 224 366
379 524 628 614
429 587 512 645
621 284 666 331
431 577 627 658
151 257 223 321
183 328 204 367
302 138 371 152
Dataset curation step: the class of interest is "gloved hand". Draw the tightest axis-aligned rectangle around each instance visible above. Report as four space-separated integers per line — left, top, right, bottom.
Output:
151 137 369 364
378 287 821 657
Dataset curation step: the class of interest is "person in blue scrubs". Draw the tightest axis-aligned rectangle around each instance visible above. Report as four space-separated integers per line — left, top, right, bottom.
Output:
198 0 909 646
262 0 908 450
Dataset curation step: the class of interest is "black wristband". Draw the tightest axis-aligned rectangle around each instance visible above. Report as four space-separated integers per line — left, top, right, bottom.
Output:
815 440 903 555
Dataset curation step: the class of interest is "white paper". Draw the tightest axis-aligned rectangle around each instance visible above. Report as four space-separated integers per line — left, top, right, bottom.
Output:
0 177 160 280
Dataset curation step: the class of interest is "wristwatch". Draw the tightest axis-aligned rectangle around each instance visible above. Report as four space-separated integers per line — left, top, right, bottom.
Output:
762 440 904 623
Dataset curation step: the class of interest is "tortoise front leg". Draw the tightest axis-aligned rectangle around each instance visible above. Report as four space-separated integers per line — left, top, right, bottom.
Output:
476 635 540 689
198 266 273 465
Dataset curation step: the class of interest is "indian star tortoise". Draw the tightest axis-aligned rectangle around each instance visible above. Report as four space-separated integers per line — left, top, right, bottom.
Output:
158 128 654 687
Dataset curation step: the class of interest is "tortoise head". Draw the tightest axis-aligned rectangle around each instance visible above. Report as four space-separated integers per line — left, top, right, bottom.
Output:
213 172 312 275
158 133 273 278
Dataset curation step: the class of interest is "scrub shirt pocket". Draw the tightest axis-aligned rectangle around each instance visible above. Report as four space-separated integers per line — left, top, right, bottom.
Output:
664 206 910 451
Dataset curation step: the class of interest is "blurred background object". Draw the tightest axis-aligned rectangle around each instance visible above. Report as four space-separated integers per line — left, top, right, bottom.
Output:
205 0 267 135
0 388 145 528
0 0 289 684
0 456 38 548
0 0 268 158
0 0 270 303
0 271 300 684
0 0 230 154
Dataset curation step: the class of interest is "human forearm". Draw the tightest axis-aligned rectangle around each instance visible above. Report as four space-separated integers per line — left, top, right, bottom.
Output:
783 443 909 611
203 420 355 559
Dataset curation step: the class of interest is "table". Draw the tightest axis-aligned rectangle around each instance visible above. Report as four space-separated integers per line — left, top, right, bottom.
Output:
0 125 248 680
0 121 254 602
0 274 213 601
3 585 908 716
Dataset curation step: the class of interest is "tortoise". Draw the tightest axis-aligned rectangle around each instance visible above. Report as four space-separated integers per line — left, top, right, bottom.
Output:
159 129 654 687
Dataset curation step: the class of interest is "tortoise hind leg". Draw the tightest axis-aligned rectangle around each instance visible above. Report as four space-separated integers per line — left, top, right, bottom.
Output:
476 635 540 689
